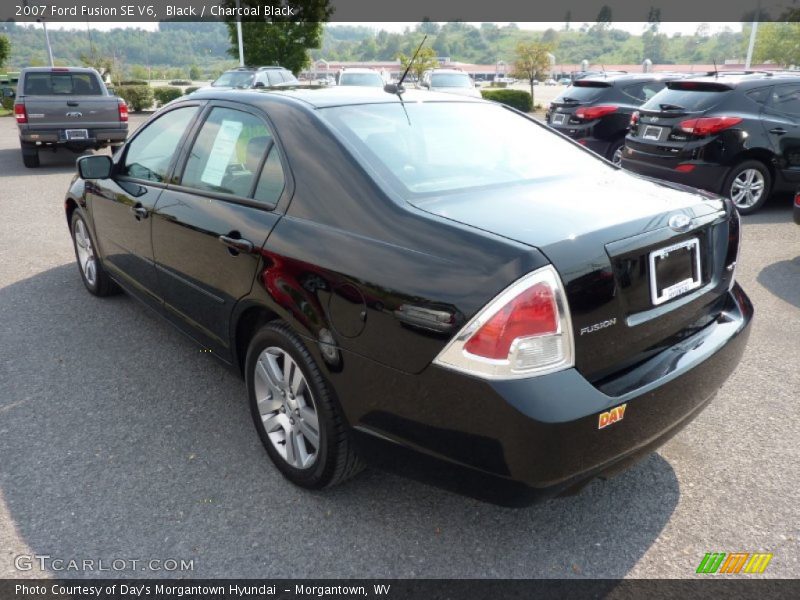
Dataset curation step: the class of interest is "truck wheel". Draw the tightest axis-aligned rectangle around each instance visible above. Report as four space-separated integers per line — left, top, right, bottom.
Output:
21 143 39 168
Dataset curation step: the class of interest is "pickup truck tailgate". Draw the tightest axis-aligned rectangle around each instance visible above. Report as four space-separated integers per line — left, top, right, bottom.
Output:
24 95 122 130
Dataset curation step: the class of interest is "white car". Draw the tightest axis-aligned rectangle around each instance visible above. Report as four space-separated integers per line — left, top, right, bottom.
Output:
338 69 385 88
544 78 558 86
422 69 482 98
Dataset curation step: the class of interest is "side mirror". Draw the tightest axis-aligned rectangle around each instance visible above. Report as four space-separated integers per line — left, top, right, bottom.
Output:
77 155 113 180
253 81 265 88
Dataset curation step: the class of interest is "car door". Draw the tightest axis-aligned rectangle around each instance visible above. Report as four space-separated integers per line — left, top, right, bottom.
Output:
150 102 288 357
763 83 800 184
89 103 201 303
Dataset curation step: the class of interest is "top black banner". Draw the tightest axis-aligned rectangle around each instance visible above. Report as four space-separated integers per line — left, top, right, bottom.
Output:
3 0 800 23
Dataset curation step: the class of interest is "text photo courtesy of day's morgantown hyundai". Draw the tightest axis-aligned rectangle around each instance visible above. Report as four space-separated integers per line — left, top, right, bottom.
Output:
0 1 798 598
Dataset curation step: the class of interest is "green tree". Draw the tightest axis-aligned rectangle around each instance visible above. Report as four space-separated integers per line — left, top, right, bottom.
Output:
754 22 800 66
223 0 332 74
397 46 439 83
0 34 9 69
189 64 202 80
513 41 552 106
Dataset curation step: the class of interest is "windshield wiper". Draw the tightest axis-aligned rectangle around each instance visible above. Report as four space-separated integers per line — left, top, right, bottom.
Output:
659 103 686 111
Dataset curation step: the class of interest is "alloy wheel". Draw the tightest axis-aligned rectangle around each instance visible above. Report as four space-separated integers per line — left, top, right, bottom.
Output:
612 146 624 166
73 219 97 286
253 347 320 469
730 168 765 209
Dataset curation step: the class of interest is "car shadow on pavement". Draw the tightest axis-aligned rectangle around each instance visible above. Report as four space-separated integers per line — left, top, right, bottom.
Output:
757 257 800 309
0 146 98 178
0 265 680 579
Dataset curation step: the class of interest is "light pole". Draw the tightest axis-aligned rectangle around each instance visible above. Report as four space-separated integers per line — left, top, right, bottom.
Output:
39 19 54 67
235 0 245 67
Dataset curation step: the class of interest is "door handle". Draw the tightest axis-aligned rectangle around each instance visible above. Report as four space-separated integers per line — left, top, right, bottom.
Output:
67 101 79 107
769 127 787 135
219 235 254 254
131 204 149 220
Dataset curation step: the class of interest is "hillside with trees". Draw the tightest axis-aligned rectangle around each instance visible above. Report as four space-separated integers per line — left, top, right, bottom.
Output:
1 21 797 79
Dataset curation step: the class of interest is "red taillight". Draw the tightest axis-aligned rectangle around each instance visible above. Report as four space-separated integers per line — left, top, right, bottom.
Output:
575 105 618 120
675 164 696 173
678 116 742 137
795 192 800 207
630 110 640 126
118 100 128 122
51 67 69 72
14 103 27 124
464 283 557 360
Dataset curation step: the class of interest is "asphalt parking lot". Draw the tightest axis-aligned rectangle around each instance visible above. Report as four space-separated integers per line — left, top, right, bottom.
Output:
0 113 798 579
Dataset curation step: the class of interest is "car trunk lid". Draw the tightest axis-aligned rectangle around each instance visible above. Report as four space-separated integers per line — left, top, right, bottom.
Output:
410 169 733 383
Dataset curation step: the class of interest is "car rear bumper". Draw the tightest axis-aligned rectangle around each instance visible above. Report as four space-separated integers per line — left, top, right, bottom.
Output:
794 202 800 225
342 284 753 504
621 145 729 194
20 127 127 147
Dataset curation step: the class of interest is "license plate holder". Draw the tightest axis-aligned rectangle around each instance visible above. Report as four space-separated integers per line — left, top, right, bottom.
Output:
642 125 663 141
65 129 89 140
552 113 566 125
649 238 702 306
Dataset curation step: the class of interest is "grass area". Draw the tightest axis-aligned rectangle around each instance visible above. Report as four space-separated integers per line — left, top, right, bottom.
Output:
0 108 11 117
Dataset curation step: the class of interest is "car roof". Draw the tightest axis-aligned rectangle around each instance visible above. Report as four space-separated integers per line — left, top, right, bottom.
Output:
340 68 382 74
189 86 486 109
665 71 800 88
430 69 469 74
226 66 287 72
21 66 98 74
577 73 686 85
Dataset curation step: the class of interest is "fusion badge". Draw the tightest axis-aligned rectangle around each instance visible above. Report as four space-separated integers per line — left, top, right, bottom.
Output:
598 403 627 429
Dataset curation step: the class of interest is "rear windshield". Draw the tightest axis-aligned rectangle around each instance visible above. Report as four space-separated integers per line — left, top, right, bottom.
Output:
431 73 471 88
339 72 384 87
641 87 731 112
213 71 254 88
24 72 102 95
554 82 610 103
320 102 608 196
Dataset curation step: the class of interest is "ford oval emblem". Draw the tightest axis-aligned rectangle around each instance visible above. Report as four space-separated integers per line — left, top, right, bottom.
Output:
668 213 693 232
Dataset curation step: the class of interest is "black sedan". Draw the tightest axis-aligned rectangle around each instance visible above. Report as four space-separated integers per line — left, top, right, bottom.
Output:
65 87 752 503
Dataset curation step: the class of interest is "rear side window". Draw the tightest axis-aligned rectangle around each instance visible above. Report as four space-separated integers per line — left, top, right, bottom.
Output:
122 106 198 182
770 84 800 116
24 72 102 95
267 71 284 85
180 106 273 198
622 81 666 102
282 70 298 84
253 150 285 205
746 87 772 105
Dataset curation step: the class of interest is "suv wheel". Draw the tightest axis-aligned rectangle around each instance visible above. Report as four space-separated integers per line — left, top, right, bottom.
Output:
246 322 364 489
21 142 39 168
608 140 625 166
724 160 771 214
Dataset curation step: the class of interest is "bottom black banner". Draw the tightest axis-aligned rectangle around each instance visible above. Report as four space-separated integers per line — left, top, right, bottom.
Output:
1 579 797 600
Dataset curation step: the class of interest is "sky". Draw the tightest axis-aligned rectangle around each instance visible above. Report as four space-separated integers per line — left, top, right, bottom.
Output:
40 21 745 35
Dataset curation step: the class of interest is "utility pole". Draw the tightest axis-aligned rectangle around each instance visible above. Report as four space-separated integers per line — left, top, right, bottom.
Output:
40 20 54 67
745 21 758 69
235 0 245 66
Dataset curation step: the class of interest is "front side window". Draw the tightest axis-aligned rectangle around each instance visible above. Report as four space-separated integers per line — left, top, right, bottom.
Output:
180 106 272 198
122 106 198 182
431 73 471 88
212 71 254 88
339 72 384 87
321 102 608 196
770 84 800 116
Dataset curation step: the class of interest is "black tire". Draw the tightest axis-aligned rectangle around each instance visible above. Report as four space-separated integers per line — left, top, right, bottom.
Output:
723 159 772 215
607 138 625 166
69 210 120 297
21 143 39 168
245 322 364 489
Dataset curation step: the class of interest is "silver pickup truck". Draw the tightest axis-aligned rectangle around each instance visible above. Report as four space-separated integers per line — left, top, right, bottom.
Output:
14 67 128 168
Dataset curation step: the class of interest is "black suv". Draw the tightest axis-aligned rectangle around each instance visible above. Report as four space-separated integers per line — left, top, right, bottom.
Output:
623 72 800 214
546 73 685 165
210 66 299 89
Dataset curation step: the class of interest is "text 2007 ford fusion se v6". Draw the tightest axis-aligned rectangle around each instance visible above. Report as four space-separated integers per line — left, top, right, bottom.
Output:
65 87 752 503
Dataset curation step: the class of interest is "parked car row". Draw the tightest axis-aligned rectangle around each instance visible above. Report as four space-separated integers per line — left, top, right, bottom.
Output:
548 70 800 214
